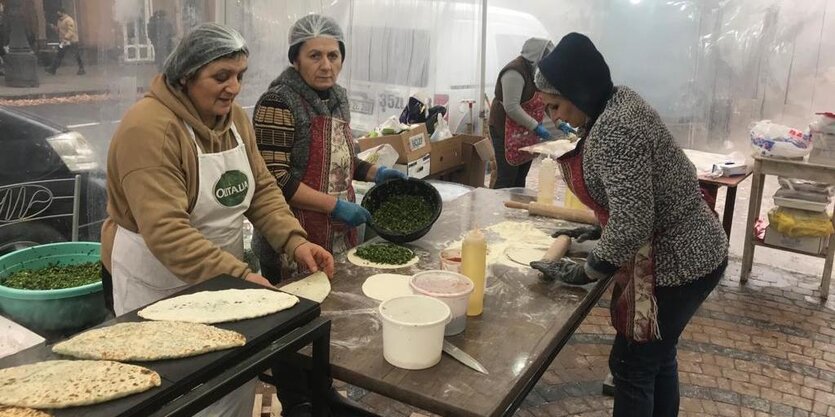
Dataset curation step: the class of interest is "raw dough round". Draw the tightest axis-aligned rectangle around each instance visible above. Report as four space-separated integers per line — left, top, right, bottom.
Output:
361 274 413 301
504 245 549 266
346 247 419 269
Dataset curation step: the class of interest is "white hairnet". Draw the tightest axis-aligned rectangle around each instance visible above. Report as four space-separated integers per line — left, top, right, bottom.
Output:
163 23 249 87
288 14 344 47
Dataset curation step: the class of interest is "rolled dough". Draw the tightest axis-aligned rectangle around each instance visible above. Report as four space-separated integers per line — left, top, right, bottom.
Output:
278 271 331 303
361 274 413 301
504 245 549 266
346 247 419 269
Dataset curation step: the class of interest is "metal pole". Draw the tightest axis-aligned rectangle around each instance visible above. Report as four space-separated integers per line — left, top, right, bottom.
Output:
477 0 487 136
71 175 81 241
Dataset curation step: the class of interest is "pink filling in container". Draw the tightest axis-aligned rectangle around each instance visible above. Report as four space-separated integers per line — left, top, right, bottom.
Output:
409 270 474 336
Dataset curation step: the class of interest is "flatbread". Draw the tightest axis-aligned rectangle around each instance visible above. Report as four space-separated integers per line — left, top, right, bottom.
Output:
361 274 413 301
138 289 299 324
0 406 51 417
52 321 245 361
346 247 419 269
278 271 330 303
504 245 548 266
0 360 160 409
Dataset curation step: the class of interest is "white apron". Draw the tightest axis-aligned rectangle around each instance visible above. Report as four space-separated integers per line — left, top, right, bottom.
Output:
111 121 256 417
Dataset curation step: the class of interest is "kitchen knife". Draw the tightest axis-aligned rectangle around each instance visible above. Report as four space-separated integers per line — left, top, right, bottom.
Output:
443 340 488 375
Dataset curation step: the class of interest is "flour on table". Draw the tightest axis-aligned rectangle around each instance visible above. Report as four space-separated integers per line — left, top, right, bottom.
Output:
361 274 413 301
346 247 419 269
445 221 553 269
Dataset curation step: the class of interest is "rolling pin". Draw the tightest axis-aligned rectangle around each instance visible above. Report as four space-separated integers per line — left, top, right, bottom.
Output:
504 200 599 225
541 235 572 262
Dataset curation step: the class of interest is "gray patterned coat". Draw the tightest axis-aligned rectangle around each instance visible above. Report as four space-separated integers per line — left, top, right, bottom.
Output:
582 86 728 287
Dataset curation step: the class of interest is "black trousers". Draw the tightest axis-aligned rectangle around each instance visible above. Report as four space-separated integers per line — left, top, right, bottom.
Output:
49 43 84 73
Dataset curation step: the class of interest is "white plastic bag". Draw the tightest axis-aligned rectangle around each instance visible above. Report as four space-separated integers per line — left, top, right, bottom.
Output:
357 143 399 168
430 115 452 142
749 120 812 158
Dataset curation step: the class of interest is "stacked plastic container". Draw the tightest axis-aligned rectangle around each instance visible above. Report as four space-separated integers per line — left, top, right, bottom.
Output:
766 178 834 255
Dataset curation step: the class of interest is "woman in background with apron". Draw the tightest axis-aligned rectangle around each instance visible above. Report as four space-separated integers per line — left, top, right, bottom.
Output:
488 37 555 189
101 23 333 417
532 33 728 417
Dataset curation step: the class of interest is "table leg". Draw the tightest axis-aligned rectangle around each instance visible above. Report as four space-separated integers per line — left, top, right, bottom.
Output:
702 184 719 210
722 186 737 237
311 320 331 417
741 161 764 284
822 214 835 300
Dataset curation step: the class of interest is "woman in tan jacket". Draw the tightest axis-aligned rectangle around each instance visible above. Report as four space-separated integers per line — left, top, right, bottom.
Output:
101 23 334 417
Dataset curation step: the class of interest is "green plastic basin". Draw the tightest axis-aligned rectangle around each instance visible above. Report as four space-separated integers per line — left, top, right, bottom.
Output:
0 242 107 333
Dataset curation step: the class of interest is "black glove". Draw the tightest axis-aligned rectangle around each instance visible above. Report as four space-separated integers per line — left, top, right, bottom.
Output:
552 225 602 242
530 259 596 286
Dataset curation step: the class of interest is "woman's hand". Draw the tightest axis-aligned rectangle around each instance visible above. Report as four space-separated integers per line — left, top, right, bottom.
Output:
244 273 275 288
374 166 407 183
331 200 371 226
293 242 335 279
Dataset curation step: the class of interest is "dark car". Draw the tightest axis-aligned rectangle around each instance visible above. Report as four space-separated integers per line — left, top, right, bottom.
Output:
0 106 107 255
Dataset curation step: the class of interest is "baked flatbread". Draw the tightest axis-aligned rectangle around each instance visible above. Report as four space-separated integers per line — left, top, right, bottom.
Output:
52 321 245 361
0 360 160 409
138 289 299 324
0 406 51 417
278 272 331 303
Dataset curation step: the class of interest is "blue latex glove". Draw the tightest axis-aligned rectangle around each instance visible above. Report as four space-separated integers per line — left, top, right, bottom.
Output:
331 199 371 227
557 121 578 135
534 123 552 141
374 166 407 183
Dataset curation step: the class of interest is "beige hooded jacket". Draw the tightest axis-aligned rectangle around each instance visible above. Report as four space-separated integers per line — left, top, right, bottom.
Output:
101 74 308 283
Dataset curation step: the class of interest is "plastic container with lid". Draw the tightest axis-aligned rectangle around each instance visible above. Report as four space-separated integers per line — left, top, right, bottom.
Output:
410 270 474 335
379 295 451 369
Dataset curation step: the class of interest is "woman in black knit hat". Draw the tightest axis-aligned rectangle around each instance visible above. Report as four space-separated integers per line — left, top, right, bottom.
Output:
533 32 729 416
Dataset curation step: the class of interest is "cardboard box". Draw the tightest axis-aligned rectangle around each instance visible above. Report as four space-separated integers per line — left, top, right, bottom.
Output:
429 136 463 174
764 226 827 255
457 134 492 188
358 125 432 164
394 153 431 179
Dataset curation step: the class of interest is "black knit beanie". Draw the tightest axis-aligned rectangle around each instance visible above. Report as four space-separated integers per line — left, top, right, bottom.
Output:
536 33 613 121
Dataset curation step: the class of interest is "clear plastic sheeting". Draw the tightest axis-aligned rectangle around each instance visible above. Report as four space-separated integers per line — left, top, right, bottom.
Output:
491 0 835 152
218 0 835 150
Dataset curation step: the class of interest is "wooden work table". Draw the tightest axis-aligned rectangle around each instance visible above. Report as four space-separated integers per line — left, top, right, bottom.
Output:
319 188 612 417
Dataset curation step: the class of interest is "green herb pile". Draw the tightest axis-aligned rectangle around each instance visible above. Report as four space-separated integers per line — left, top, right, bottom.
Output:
1 262 100 290
372 195 432 234
355 244 414 265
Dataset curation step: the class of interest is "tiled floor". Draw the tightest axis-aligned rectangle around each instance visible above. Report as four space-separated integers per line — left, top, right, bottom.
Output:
317 161 835 416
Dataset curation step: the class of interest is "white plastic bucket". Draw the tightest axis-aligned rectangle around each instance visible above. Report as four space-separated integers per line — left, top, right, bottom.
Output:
410 270 474 336
378 295 451 370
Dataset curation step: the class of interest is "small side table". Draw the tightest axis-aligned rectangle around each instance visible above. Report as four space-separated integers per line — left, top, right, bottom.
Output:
741 156 835 300
699 172 752 237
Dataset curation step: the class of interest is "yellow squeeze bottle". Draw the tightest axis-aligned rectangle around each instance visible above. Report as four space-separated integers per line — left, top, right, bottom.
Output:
462 228 487 316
